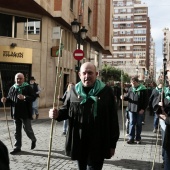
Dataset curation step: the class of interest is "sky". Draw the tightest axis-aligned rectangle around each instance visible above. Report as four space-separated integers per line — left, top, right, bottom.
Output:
141 0 170 78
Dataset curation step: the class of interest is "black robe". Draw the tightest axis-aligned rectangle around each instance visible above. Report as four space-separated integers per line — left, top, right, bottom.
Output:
6 85 35 119
56 85 120 160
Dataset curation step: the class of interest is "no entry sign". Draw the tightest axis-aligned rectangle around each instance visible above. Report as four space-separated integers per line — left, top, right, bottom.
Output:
73 49 84 60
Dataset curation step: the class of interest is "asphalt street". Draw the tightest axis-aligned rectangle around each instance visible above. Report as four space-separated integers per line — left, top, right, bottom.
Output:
0 107 163 170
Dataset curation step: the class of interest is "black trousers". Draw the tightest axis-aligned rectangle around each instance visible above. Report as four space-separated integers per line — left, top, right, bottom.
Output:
77 155 104 170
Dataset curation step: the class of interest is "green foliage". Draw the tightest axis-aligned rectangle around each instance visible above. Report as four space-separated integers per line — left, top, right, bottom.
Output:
101 64 130 83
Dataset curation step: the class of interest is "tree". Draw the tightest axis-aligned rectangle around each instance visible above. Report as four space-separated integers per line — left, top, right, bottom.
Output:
101 65 130 83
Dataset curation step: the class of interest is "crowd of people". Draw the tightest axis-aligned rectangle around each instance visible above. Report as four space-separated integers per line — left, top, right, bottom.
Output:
0 61 170 170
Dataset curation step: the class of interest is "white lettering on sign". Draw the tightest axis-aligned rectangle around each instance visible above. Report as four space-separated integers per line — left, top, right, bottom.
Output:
75 53 83 56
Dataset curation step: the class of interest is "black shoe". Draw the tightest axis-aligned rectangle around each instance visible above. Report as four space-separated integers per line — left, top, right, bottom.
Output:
127 139 134 144
62 132 66 135
31 140 36 150
10 148 21 155
136 140 141 144
162 161 164 168
36 114 39 119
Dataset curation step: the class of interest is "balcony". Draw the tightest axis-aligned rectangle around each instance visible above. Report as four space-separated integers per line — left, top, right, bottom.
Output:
133 48 146 51
134 10 147 14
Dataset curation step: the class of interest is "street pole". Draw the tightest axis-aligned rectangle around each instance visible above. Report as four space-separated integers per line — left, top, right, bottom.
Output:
163 54 167 86
71 18 88 83
76 23 81 83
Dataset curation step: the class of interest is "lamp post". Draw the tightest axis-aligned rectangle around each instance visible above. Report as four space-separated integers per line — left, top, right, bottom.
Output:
71 18 88 82
136 66 139 77
163 55 167 85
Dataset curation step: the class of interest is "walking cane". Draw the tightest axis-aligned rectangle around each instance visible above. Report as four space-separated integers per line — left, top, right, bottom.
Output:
47 29 63 170
121 71 125 143
0 71 13 148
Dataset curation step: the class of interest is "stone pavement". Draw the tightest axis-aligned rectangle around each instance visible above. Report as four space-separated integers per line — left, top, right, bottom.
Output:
0 107 163 170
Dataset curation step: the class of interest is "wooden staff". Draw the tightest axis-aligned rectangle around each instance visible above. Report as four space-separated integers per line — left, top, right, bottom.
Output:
54 70 63 134
47 29 63 170
0 71 13 148
121 70 125 143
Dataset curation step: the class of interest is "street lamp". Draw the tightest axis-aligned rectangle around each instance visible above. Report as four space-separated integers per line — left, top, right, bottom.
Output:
163 55 167 84
71 18 88 82
136 66 139 76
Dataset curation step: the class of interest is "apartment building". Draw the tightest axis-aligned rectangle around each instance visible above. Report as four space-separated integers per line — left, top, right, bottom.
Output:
0 0 112 107
102 0 151 81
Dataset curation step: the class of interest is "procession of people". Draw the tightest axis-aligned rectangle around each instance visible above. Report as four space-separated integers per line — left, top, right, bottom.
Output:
0 61 170 170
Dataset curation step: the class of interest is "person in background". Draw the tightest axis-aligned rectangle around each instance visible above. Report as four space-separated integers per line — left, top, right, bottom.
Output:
155 62 170 169
59 82 75 135
121 76 148 144
49 62 119 170
1 73 37 154
149 81 163 133
148 81 157 116
29 76 41 119
0 140 10 170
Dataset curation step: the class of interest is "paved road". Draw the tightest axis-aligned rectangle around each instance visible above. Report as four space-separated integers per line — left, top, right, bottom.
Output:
0 108 163 170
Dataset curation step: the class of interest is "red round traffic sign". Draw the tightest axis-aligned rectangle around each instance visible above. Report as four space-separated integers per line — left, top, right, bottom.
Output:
73 49 84 60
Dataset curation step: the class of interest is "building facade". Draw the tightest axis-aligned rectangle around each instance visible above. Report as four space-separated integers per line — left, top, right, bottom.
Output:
102 0 152 81
0 0 112 107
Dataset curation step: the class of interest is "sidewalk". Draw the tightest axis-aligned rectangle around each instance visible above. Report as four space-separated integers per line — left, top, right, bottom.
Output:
0 107 163 170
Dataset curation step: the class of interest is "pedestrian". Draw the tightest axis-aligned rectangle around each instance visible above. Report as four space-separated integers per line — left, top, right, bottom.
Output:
49 62 119 170
1 73 37 154
121 76 148 144
0 140 10 170
59 82 75 135
125 107 130 136
148 81 157 116
29 76 41 119
149 81 162 133
156 62 170 170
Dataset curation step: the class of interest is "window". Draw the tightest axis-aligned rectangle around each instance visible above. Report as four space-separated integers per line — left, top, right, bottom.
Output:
88 8 92 25
120 38 126 42
0 13 12 37
113 38 118 43
120 9 126 13
120 31 126 34
126 46 130 50
126 23 131 27
114 16 118 20
126 1 133 6
127 16 131 20
0 13 41 41
117 1 124 6
114 24 118 28
126 38 131 42
114 9 118 13
133 37 146 42
114 31 118 35
70 0 74 11
134 29 146 34
127 31 131 35
127 9 131 13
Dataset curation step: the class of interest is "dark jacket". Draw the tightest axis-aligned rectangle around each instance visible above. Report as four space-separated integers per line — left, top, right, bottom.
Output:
6 85 35 119
56 85 119 160
149 88 161 110
163 97 170 152
124 86 148 112
0 140 10 170
30 83 40 98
